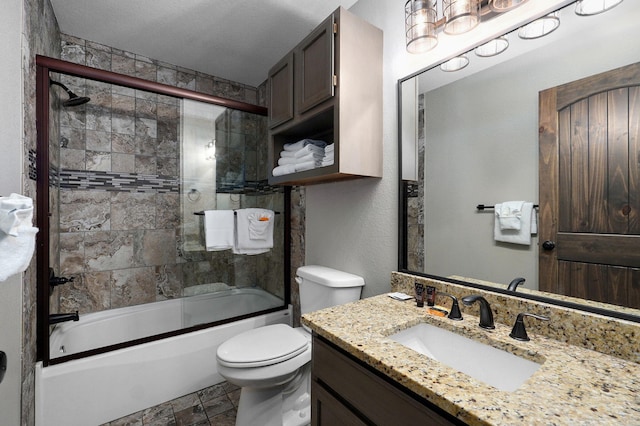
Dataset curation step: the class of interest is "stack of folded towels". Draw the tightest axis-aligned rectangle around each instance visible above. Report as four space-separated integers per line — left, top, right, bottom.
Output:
322 143 334 167
272 139 328 177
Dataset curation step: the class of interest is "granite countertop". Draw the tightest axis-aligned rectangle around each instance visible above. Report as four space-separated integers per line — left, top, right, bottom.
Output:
302 295 640 425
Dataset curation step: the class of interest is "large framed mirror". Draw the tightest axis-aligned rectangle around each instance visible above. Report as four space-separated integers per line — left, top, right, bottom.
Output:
399 0 640 322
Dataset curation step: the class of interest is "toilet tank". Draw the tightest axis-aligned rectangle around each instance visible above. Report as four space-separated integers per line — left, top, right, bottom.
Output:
296 265 365 315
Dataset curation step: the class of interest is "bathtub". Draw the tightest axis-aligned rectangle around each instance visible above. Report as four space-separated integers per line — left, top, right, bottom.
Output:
35 287 290 426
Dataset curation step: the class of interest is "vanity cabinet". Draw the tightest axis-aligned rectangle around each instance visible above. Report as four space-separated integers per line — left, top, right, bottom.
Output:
267 7 382 186
311 335 463 426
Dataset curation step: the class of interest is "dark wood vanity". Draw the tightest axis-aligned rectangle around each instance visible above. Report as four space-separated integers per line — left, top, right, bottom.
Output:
311 335 462 426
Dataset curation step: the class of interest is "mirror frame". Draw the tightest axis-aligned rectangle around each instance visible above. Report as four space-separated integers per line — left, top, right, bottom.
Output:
397 1 640 324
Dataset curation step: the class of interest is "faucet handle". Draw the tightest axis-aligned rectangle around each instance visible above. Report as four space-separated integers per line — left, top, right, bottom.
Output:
437 292 463 321
509 312 550 341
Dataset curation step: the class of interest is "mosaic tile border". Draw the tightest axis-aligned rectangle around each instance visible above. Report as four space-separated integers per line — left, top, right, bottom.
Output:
60 169 179 193
59 169 283 195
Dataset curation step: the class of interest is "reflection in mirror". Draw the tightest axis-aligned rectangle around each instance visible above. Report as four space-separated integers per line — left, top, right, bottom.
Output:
400 0 640 319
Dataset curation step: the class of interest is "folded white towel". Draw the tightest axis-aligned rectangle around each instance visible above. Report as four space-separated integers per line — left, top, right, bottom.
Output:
278 152 322 166
204 210 235 251
324 143 334 153
0 194 38 282
279 145 325 158
272 164 296 176
295 160 316 172
494 202 535 245
496 201 524 230
283 139 327 152
234 208 274 255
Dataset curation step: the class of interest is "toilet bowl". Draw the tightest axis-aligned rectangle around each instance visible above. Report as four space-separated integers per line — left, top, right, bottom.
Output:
216 265 364 426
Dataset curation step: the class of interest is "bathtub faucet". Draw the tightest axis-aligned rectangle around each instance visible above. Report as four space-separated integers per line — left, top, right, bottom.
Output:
49 311 79 325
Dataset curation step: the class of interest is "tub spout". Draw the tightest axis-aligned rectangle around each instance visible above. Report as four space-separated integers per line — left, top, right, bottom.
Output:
49 311 79 325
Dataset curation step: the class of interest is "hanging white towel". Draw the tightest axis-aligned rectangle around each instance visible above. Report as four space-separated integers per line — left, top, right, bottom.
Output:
0 193 35 236
495 201 524 230
494 202 535 245
0 194 38 282
233 208 274 255
204 210 235 251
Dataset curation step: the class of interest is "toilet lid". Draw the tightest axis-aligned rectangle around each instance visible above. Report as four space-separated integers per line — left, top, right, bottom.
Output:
217 324 309 368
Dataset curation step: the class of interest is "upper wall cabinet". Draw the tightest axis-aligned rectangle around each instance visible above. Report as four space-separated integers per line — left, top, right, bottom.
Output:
267 7 383 186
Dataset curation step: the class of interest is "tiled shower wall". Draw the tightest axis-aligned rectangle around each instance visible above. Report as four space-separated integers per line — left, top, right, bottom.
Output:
50 34 286 315
406 93 424 271
23 1 62 423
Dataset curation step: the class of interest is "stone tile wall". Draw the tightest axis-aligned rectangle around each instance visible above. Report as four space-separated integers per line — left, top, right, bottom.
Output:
22 0 62 423
51 34 286 315
406 93 424 271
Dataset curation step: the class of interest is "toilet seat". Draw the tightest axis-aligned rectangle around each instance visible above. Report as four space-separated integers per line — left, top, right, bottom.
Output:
217 324 309 368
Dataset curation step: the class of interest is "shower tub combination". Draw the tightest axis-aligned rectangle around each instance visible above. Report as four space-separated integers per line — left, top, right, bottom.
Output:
35 287 289 426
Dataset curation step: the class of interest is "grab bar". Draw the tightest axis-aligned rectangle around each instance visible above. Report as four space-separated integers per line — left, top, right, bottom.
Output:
476 204 538 211
194 211 281 216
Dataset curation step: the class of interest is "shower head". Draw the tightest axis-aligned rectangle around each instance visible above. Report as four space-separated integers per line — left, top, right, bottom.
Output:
50 80 91 107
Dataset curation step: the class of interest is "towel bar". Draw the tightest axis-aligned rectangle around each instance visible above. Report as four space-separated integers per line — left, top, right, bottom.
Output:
476 204 538 211
194 210 281 216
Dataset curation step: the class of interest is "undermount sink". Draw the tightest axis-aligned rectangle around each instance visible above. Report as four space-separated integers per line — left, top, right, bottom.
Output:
389 323 543 392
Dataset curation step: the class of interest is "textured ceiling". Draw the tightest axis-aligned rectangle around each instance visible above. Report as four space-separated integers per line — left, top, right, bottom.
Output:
50 0 358 87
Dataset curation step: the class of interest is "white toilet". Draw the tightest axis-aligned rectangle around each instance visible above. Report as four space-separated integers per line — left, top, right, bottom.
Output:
216 265 365 426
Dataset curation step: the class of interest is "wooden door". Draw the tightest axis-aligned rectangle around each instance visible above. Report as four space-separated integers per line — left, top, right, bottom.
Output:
539 62 640 309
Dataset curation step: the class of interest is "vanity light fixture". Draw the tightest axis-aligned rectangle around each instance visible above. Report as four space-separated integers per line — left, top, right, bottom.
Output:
405 0 530 54
440 54 470 72
405 0 438 54
517 11 560 40
490 0 529 12
443 0 481 35
474 36 509 57
575 0 623 16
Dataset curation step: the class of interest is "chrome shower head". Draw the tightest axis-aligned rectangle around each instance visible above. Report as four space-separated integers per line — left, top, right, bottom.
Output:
50 80 91 107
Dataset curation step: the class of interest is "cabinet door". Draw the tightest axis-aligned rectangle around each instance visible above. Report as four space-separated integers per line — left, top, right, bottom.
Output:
268 51 294 128
296 13 335 114
311 381 368 426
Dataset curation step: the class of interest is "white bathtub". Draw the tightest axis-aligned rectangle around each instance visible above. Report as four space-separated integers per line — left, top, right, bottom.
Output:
36 288 290 426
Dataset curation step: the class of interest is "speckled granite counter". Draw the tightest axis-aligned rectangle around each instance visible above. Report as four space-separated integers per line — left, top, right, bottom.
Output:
302 294 640 425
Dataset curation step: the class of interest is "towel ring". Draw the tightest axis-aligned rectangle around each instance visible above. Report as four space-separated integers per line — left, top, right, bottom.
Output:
187 188 201 202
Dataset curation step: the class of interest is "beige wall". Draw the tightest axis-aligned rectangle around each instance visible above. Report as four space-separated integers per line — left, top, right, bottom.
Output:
0 0 25 424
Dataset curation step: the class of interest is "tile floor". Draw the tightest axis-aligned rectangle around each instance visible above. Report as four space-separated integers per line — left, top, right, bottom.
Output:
100 381 239 426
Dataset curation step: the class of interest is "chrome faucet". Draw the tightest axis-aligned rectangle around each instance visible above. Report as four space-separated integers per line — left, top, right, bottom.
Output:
436 292 463 320
461 295 495 329
509 312 550 341
507 277 526 292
